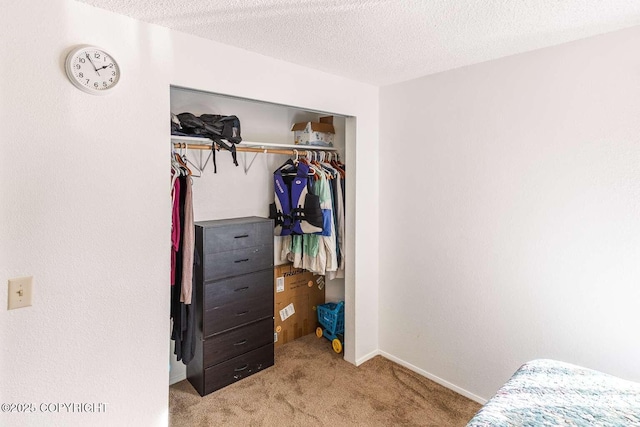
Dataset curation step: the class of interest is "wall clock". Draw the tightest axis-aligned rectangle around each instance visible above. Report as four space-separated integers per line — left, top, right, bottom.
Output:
65 45 120 95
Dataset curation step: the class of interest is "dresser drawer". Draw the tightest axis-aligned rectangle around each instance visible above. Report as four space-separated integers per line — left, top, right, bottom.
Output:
202 282 273 337
203 343 274 395
203 296 273 336
203 318 273 368
203 269 272 310
202 221 273 255
203 245 273 281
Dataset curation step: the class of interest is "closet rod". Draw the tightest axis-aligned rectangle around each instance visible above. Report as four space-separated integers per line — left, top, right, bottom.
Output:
173 142 333 157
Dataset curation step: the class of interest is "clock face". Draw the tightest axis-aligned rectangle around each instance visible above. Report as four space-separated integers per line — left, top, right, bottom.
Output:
65 46 120 95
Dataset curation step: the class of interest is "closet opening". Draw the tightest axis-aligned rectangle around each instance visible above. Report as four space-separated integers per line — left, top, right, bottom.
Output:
168 85 356 393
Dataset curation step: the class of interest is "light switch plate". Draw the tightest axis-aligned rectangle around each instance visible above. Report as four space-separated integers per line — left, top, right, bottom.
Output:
8 276 33 310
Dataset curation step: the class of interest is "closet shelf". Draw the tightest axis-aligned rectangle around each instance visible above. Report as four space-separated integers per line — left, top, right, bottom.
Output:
171 135 339 175
170 135 337 152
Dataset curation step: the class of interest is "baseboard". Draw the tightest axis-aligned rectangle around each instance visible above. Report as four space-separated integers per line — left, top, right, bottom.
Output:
355 349 381 366
378 351 487 405
169 372 186 386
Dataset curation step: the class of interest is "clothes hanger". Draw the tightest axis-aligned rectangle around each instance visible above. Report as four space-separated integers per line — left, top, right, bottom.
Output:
171 150 181 171
174 151 191 176
314 151 328 179
298 150 308 165
330 152 345 178
321 151 338 180
275 150 297 173
181 145 203 177
318 151 334 179
305 150 320 177
274 157 296 177
171 151 182 191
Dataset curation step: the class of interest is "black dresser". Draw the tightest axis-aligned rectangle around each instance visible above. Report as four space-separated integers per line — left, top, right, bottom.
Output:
187 216 274 396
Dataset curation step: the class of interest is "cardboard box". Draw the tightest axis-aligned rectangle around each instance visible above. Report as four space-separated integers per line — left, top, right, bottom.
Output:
274 263 326 348
291 116 335 147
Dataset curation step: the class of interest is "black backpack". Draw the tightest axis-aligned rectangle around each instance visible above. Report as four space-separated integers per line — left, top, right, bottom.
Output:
174 113 242 173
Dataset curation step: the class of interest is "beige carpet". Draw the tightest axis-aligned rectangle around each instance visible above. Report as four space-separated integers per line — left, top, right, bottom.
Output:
170 334 481 426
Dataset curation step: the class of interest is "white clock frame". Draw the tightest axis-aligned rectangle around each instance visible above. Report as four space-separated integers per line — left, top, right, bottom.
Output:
65 45 120 95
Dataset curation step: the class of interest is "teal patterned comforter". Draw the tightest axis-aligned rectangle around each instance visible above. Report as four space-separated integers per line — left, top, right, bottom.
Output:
467 359 640 426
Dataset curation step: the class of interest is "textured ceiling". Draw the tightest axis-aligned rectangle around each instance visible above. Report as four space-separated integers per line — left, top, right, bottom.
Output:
77 0 640 86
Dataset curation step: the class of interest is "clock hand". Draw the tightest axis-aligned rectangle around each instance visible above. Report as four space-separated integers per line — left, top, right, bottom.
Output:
86 53 101 76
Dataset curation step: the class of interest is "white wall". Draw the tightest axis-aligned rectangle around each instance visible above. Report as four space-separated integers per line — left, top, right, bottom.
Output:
0 1 378 426
379 25 640 401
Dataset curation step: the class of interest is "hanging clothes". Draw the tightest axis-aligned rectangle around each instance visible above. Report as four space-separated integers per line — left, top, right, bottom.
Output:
180 178 194 304
303 162 336 274
326 157 345 280
170 151 197 365
274 152 346 277
171 177 181 286
327 177 345 279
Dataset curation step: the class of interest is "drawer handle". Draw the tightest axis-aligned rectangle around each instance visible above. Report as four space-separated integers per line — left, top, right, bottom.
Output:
236 311 249 316
234 364 249 372
234 258 250 263
234 286 249 292
233 339 248 346
234 234 249 239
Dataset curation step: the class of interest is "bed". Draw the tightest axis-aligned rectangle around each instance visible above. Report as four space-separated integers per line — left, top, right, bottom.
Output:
466 359 640 427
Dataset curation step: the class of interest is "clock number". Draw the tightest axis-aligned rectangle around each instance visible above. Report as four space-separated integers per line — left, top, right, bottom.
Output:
109 63 113 68
79 57 85 63
103 82 107 87
75 64 81 69
112 71 116 76
78 72 83 78
109 78 113 83
94 82 99 88
86 79 90 84
95 53 100 59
